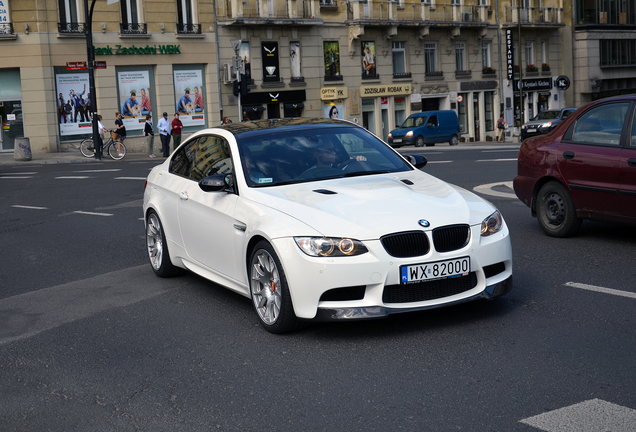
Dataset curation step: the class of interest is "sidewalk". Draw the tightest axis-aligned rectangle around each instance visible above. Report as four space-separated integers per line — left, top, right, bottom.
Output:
0 150 161 166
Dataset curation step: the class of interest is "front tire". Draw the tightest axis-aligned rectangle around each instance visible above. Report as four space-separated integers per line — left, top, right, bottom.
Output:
536 181 582 237
449 135 459 146
146 210 182 277
109 141 126 160
80 139 95 158
249 241 301 334
415 136 425 147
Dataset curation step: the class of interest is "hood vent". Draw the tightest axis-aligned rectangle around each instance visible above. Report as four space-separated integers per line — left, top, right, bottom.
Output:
401 179 414 185
313 189 337 195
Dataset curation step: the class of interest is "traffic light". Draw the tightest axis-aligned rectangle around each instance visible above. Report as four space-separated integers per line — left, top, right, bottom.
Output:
232 80 240 97
240 73 250 97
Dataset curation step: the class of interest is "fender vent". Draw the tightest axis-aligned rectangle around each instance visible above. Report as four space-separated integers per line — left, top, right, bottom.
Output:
313 189 337 195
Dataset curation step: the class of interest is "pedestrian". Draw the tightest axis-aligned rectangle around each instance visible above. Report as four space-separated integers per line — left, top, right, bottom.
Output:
96 114 107 158
242 111 250 122
114 111 126 157
221 116 232 125
171 112 183 151
158 112 171 157
497 113 506 143
144 114 155 158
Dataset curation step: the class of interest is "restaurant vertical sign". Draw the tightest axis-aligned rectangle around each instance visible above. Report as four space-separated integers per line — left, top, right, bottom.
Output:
506 29 513 80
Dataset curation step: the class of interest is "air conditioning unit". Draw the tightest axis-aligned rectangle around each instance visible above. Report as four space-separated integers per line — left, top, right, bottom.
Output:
463 12 473 21
223 63 236 84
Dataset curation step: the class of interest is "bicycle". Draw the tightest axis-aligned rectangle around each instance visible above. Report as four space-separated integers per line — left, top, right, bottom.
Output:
80 130 127 160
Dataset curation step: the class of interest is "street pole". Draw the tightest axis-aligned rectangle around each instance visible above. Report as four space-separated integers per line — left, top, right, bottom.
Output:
518 0 524 130
84 0 100 160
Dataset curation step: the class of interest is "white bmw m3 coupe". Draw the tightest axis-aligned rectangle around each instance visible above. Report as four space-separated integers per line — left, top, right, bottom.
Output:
143 118 512 333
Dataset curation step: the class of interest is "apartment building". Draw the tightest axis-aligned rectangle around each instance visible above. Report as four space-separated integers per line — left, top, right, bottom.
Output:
0 0 571 154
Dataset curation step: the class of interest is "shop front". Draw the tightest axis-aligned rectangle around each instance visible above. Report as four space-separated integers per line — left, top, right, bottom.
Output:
457 80 498 141
0 69 24 152
359 84 412 139
241 90 306 120
513 77 554 125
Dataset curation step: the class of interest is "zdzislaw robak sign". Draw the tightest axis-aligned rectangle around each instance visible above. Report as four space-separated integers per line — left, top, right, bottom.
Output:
360 84 412 96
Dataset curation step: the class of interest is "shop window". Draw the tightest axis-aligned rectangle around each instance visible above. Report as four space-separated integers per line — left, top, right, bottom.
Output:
176 0 200 34
244 106 264 120
458 93 468 133
484 91 494 132
284 103 304 118
120 0 146 34
362 98 376 134
394 97 407 127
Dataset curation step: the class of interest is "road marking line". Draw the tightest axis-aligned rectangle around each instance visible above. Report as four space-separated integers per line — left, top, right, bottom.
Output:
55 176 90 179
12 205 48 210
481 149 519 153
426 160 453 164
1 176 34 179
565 282 636 299
520 399 636 432
1 172 38 175
473 181 516 199
115 177 147 180
476 158 518 162
75 169 121 173
73 211 113 217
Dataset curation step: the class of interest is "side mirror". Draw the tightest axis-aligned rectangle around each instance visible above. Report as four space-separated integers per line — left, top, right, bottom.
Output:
199 174 234 192
403 154 428 169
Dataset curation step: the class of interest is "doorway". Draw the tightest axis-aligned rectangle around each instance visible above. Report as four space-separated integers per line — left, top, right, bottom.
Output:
267 103 280 119
0 100 24 151
473 93 480 141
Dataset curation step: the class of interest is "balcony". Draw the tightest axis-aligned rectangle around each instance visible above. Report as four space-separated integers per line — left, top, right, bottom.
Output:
393 72 412 79
362 72 380 80
348 2 489 27
0 23 14 36
120 23 148 35
504 6 563 25
219 0 323 25
319 0 338 9
576 7 636 27
176 23 202 34
425 70 444 80
58 22 86 35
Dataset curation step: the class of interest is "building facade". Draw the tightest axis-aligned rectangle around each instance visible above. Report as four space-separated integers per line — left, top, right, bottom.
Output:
0 0 571 154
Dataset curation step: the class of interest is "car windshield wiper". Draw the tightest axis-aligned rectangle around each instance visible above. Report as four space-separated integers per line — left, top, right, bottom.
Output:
343 170 391 178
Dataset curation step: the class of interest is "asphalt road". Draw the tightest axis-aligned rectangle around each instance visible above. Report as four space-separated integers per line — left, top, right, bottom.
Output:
1 146 635 431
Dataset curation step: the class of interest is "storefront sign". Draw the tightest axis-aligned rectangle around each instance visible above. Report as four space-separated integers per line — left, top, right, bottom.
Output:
460 81 497 91
66 62 87 70
513 78 552 92
555 76 571 91
242 90 306 105
360 84 412 96
94 61 107 69
261 42 280 83
93 44 181 56
320 87 348 101
506 29 513 80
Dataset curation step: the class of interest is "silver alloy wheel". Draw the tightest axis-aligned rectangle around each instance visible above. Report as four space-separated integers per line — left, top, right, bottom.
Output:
250 249 282 325
146 213 164 271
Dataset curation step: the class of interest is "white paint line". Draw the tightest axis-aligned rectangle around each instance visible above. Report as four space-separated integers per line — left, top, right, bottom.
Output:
473 181 516 199
12 205 48 210
55 176 90 179
481 149 520 153
1 172 38 175
426 160 453 164
476 158 518 162
520 399 636 432
1 176 34 179
75 169 121 173
115 177 147 180
565 282 636 300
73 211 113 217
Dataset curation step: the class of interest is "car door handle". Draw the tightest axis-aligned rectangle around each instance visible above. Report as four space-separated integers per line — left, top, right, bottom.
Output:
563 151 575 160
628 158 636 167
179 191 189 200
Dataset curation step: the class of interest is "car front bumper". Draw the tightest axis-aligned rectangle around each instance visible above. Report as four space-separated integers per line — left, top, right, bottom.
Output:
388 136 416 146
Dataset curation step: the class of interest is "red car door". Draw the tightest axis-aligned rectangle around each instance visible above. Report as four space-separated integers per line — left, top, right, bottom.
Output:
619 137 636 222
556 101 630 217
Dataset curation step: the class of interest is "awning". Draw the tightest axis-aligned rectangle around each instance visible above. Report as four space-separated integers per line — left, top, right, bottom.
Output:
284 103 304 109
243 106 265 112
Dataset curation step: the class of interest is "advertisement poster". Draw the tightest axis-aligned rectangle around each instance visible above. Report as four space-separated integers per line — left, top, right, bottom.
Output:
324 102 343 120
173 69 205 127
240 42 251 82
117 70 151 131
362 42 376 77
290 42 301 79
323 42 340 79
56 73 92 136
261 42 280 83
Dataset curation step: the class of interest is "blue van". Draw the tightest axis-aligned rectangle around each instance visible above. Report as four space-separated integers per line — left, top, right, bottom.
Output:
388 110 460 147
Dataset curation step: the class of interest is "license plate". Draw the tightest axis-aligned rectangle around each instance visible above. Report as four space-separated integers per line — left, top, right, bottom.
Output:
400 257 470 284
394 139 402 143
527 128 536 133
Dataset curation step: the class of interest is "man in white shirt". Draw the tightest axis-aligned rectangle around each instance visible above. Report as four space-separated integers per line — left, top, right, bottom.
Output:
157 112 171 157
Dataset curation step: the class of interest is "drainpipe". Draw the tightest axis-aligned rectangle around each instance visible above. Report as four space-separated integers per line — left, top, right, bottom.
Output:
212 0 224 123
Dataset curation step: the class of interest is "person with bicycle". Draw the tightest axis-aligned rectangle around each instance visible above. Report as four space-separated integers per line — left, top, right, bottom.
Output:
115 112 126 157
96 114 107 158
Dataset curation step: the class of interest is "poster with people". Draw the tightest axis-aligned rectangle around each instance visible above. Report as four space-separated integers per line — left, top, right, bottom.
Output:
173 69 205 127
323 42 340 79
362 42 376 77
290 42 301 79
117 70 151 131
56 73 91 136
240 42 251 82
324 102 343 120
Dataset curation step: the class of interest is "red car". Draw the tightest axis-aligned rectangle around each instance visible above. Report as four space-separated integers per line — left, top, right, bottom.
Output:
514 95 636 237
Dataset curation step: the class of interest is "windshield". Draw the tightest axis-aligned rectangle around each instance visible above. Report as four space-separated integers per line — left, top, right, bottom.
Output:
238 126 411 187
530 111 559 121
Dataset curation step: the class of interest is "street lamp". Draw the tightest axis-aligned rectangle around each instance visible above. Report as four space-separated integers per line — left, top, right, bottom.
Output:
84 0 100 159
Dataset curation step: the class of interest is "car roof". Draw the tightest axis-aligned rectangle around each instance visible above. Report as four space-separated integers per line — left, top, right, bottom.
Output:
211 118 355 138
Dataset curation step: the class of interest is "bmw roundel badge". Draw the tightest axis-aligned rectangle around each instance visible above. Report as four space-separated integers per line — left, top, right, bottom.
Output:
418 219 430 228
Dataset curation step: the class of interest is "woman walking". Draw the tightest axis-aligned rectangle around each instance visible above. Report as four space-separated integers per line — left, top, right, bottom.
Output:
171 112 183 151
114 112 126 156
144 114 155 157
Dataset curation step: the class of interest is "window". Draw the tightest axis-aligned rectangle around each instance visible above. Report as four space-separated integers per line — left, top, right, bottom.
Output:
452 0 461 5
176 0 200 34
541 41 547 65
601 40 636 67
59 0 80 24
525 41 534 67
481 42 491 68
192 135 233 182
290 42 303 81
425 42 437 74
392 42 406 75
455 42 466 72
458 93 468 133
570 102 630 146
484 91 494 131
120 0 145 34
170 138 199 179
394 97 407 127
426 115 439 127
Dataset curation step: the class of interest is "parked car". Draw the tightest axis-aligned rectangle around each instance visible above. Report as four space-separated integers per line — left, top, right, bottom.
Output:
513 96 636 237
520 107 577 142
143 118 513 333
388 110 460 147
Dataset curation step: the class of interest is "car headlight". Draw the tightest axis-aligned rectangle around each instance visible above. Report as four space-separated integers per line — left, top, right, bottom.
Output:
521 125 526 130
294 237 368 257
540 121 552 128
388 132 393 138
481 210 503 236
405 131 413 137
